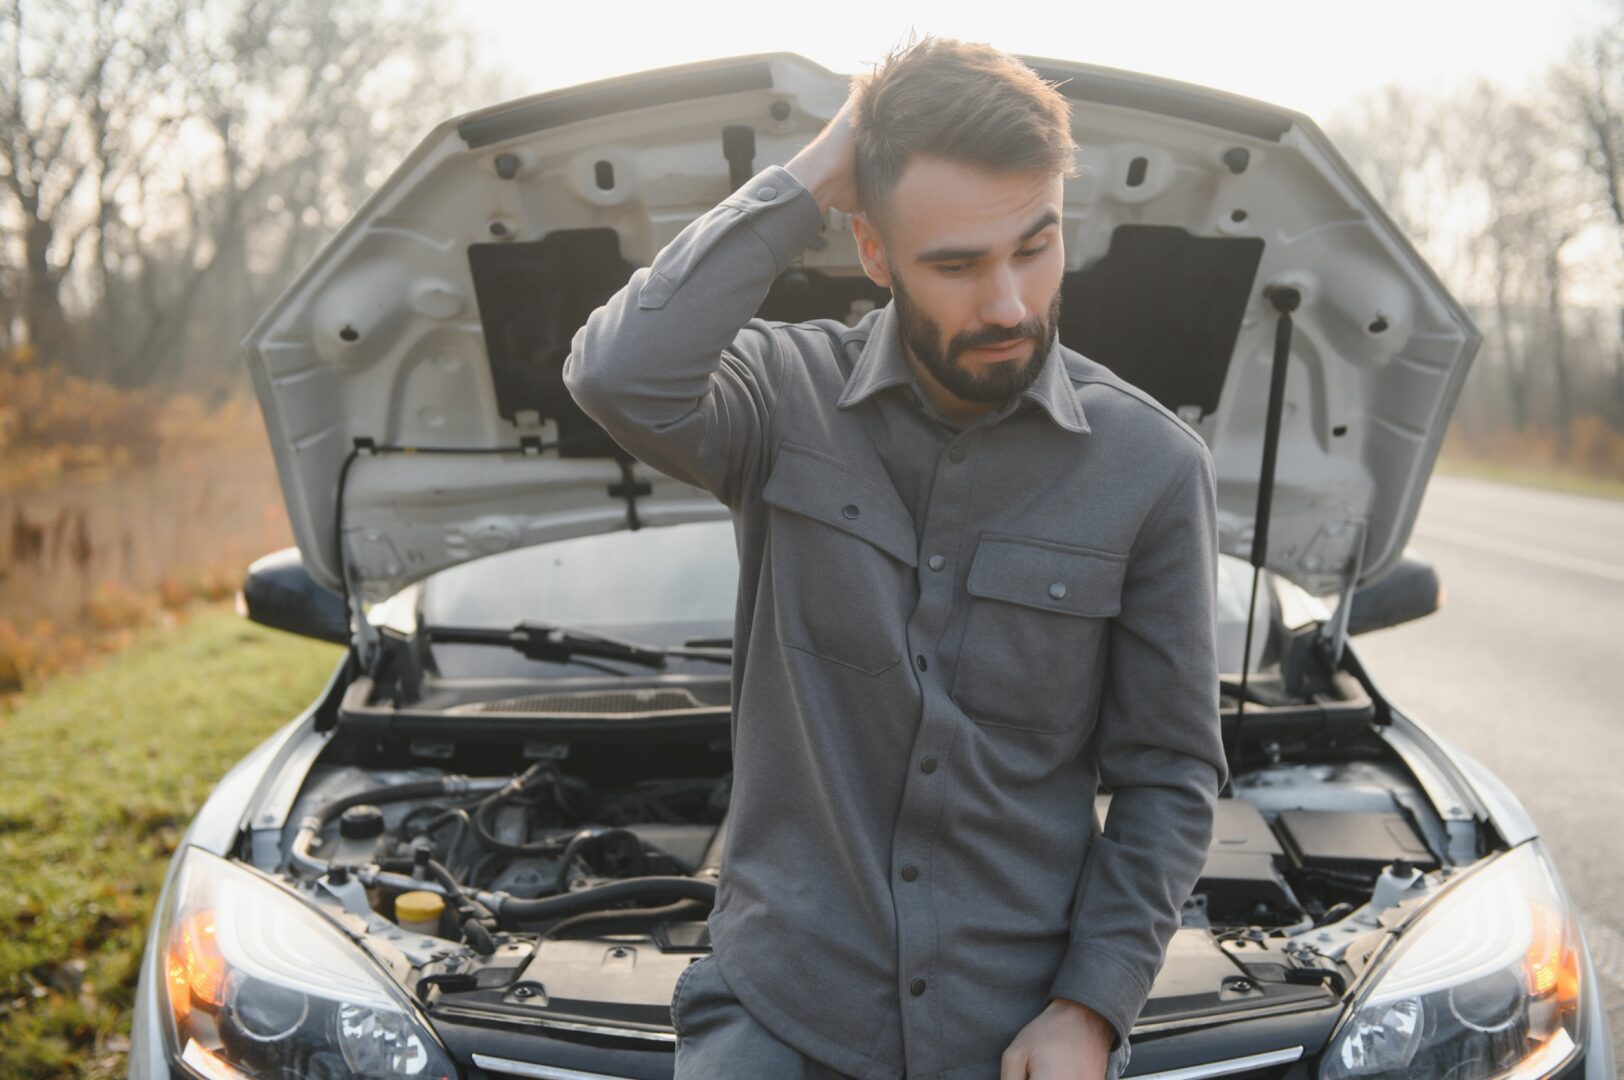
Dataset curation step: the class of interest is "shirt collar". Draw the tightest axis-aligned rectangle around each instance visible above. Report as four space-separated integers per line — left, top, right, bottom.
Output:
836 301 1091 435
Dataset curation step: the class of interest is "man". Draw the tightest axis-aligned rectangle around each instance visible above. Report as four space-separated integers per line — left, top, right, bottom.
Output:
563 37 1226 1080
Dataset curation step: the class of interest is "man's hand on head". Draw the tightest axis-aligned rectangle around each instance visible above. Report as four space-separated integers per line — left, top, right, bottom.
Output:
1000 997 1115 1080
784 92 860 215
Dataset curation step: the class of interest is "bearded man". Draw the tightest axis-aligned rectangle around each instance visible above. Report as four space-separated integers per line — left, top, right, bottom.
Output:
564 36 1226 1080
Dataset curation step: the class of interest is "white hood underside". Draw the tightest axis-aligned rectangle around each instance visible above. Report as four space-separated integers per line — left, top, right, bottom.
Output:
244 53 1478 603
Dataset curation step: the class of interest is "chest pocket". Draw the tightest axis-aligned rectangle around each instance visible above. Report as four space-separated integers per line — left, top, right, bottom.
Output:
951 534 1126 732
761 443 917 676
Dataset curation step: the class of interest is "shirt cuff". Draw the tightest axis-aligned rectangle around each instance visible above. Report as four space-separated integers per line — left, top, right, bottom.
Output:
1048 946 1150 1053
719 164 827 271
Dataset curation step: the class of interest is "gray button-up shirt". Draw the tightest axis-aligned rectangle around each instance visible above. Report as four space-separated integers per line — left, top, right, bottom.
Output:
563 164 1227 1080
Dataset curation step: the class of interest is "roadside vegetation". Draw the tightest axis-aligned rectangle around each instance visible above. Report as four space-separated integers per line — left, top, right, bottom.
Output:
1438 422 1624 501
0 349 292 694
0 609 339 1078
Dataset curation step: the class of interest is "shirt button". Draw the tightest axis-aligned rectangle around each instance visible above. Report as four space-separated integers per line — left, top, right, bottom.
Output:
948 445 966 464
910 978 927 996
920 756 938 774
915 654 928 671
842 504 860 519
1049 581 1068 600
756 185 777 200
901 864 919 881
928 554 945 572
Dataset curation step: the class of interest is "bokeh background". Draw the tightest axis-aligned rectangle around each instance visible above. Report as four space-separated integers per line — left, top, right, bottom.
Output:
2 0 1622 1074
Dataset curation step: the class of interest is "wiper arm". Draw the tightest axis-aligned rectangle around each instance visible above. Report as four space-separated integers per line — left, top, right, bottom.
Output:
424 622 732 668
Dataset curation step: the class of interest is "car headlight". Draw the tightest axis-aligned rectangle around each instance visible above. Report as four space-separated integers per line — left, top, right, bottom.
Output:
1322 841 1584 1079
158 846 456 1079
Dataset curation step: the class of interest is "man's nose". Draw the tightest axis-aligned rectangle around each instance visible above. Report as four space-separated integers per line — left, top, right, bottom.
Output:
979 264 1027 331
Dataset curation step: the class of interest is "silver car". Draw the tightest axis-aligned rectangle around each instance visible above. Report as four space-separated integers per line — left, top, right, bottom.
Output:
129 53 1614 1079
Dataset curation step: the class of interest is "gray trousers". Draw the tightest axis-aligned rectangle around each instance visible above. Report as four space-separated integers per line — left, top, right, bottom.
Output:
669 953 1132 1080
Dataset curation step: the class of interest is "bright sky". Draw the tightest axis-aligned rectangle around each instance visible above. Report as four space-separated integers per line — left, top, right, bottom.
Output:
466 0 1613 124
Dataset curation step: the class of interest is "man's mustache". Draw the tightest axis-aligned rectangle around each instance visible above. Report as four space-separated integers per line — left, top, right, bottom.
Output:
950 319 1047 355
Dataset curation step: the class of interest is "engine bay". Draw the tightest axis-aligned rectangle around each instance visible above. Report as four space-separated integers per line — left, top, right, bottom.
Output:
252 711 1472 1049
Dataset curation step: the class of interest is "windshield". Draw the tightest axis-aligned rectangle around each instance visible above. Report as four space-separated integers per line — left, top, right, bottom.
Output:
422 520 738 633
420 519 1276 673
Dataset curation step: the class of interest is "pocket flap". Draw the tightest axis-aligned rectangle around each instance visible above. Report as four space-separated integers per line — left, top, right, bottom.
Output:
966 535 1126 617
762 443 918 568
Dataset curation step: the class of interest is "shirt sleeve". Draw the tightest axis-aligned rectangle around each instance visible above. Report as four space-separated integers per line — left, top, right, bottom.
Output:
1048 440 1229 1052
561 164 826 507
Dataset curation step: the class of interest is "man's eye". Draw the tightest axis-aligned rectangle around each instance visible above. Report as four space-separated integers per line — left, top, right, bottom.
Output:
1017 244 1048 259
938 263 969 275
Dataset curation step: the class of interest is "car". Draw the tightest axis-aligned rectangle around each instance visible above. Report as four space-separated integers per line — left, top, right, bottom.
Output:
128 52 1615 1080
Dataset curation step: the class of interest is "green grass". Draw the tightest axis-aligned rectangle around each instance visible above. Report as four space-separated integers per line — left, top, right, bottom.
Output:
1434 455 1624 502
0 608 340 1078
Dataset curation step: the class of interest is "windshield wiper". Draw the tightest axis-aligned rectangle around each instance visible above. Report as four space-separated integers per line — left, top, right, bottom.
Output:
424 622 732 668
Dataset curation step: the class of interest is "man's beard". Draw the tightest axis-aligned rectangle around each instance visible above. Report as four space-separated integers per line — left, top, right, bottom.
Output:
889 265 1062 406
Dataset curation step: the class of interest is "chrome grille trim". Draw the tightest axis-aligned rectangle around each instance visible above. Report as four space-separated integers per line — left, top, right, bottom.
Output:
1128 1045 1305 1079
472 1045 1309 1080
472 1058 638 1080
429 1003 677 1045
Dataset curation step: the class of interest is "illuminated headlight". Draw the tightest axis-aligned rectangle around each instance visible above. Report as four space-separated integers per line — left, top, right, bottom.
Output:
1322 841 1585 1079
158 847 456 1079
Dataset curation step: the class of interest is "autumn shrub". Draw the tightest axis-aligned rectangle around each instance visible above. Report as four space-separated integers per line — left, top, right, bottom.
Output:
1443 416 1624 482
0 345 292 693
0 344 262 495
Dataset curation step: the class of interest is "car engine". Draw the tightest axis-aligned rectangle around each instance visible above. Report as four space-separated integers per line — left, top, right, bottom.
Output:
262 735 1460 1046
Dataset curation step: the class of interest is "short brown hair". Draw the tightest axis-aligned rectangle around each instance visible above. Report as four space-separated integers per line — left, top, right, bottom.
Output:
851 37 1078 223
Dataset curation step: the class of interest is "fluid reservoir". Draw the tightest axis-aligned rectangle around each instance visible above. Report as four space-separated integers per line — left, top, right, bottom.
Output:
395 890 446 936
324 803 387 866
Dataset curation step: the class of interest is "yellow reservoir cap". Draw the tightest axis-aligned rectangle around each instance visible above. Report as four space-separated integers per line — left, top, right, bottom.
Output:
395 890 445 926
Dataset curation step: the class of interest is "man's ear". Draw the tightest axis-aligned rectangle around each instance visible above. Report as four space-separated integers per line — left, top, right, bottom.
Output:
851 212 893 290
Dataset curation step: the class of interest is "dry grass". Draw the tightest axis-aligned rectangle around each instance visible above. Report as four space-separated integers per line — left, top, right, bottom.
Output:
0 607 341 1077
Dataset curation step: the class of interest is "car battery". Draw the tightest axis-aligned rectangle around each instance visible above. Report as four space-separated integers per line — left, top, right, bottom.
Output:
1274 808 1437 881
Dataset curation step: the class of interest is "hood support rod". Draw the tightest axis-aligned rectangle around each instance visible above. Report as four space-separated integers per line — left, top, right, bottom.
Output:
1226 285 1300 792
1317 520 1365 669
336 440 380 673
330 435 588 676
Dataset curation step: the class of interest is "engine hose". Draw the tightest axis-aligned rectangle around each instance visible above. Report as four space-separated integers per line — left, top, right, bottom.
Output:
542 898 712 940
554 826 648 892
472 794 574 856
287 775 506 878
378 856 480 910
377 856 499 955
498 876 717 927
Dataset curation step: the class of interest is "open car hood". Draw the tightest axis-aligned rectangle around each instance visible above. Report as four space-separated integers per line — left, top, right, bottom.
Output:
245 53 1478 604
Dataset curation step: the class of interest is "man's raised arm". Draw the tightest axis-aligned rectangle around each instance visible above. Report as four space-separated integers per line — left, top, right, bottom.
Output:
562 99 857 507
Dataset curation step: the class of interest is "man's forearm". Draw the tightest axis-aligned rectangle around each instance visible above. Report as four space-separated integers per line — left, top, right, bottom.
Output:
1048 446 1227 1053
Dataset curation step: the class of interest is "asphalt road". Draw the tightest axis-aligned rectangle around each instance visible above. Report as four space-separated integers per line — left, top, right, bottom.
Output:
1350 474 1624 1059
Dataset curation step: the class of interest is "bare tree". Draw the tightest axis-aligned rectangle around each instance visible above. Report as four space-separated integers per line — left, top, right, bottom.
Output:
1 0 501 387
1553 9 1624 424
1334 77 1598 443
116 0 494 386
1457 82 1589 438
